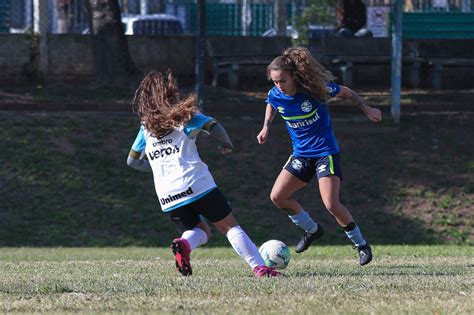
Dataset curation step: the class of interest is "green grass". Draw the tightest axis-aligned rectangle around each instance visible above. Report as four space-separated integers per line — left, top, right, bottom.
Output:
0 246 471 313
0 109 473 246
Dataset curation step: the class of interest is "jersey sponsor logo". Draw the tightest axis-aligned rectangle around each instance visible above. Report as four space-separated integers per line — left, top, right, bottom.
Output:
148 145 180 160
301 100 312 113
160 187 194 205
153 138 173 146
286 111 321 129
277 106 285 114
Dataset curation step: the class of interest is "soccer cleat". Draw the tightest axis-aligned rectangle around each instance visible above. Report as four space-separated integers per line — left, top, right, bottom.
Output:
252 266 284 278
295 224 324 253
171 238 192 276
355 243 373 266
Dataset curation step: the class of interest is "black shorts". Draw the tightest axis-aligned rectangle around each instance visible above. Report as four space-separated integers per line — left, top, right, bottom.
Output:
168 188 232 233
283 153 343 183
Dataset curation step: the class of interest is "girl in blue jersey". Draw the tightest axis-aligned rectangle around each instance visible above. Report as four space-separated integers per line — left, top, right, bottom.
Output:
257 47 381 265
128 71 281 277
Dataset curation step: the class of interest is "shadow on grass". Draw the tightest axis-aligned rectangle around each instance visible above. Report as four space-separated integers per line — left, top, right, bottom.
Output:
0 92 472 246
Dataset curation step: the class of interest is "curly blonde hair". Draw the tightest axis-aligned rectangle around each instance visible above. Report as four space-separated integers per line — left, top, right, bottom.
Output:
267 47 335 102
134 70 197 137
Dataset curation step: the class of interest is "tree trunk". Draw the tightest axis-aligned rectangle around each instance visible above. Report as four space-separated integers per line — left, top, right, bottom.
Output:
85 0 139 88
275 0 287 36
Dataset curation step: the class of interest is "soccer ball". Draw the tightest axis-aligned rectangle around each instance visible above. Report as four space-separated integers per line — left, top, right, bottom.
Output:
259 240 291 270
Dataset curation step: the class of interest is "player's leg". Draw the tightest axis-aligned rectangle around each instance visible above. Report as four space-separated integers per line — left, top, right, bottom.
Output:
180 219 211 250
169 207 210 276
272 156 324 253
318 176 354 225
215 213 283 277
197 188 282 277
270 169 306 214
316 154 372 265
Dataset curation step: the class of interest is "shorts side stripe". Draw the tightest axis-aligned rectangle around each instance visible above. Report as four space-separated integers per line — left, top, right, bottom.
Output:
328 155 335 175
283 155 293 169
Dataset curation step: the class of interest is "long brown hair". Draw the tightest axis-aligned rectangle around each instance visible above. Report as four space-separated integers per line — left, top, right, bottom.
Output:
267 47 335 102
134 70 197 137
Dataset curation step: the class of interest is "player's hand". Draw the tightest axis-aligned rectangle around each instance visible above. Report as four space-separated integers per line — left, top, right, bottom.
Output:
367 107 382 122
256 128 269 144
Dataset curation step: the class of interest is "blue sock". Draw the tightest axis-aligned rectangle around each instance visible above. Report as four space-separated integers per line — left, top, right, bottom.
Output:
289 210 318 233
344 224 367 247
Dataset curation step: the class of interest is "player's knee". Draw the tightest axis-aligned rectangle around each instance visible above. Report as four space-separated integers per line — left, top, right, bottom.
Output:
270 191 285 207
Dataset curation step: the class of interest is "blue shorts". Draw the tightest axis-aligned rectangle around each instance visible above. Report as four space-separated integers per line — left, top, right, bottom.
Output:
283 154 343 183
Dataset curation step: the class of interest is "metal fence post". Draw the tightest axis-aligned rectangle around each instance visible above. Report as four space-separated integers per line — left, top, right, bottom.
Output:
391 0 402 124
195 0 206 110
33 0 50 81
140 0 148 15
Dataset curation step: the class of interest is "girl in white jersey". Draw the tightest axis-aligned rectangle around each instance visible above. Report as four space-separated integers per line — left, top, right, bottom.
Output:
127 71 281 277
257 47 381 266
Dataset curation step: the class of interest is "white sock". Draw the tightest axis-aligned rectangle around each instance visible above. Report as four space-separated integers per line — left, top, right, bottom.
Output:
289 210 319 233
226 225 265 269
181 227 208 251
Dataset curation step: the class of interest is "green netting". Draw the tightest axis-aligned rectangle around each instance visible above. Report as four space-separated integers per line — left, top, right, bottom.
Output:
391 12 474 39
0 0 9 32
187 2 296 36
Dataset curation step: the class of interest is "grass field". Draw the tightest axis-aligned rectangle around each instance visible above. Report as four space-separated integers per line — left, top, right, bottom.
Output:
0 108 472 246
0 246 471 313
0 85 473 313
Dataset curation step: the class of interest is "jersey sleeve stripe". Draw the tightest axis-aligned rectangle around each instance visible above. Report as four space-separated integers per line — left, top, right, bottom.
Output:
131 127 146 152
184 113 214 137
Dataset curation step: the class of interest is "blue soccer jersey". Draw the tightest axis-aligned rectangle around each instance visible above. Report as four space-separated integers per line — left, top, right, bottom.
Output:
266 83 341 158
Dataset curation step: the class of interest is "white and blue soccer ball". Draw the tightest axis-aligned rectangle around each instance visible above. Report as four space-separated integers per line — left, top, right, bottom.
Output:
259 240 291 270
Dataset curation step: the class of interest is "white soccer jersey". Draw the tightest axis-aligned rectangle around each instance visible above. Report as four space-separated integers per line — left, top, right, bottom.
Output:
131 113 217 211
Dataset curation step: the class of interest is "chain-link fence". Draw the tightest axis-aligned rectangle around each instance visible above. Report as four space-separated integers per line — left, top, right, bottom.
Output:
1 0 473 36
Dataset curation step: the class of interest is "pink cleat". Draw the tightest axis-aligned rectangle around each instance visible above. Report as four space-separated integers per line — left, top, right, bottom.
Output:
252 266 284 278
171 238 192 276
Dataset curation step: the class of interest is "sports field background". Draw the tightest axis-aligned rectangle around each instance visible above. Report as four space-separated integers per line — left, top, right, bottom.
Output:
0 85 472 313
0 85 472 247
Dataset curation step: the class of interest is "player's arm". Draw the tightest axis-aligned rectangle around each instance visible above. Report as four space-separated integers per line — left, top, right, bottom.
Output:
337 86 382 122
126 127 152 172
127 150 151 172
203 120 234 154
185 113 233 154
257 104 276 144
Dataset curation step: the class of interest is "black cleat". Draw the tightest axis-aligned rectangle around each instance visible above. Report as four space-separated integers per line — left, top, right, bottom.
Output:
295 224 324 253
355 243 373 266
